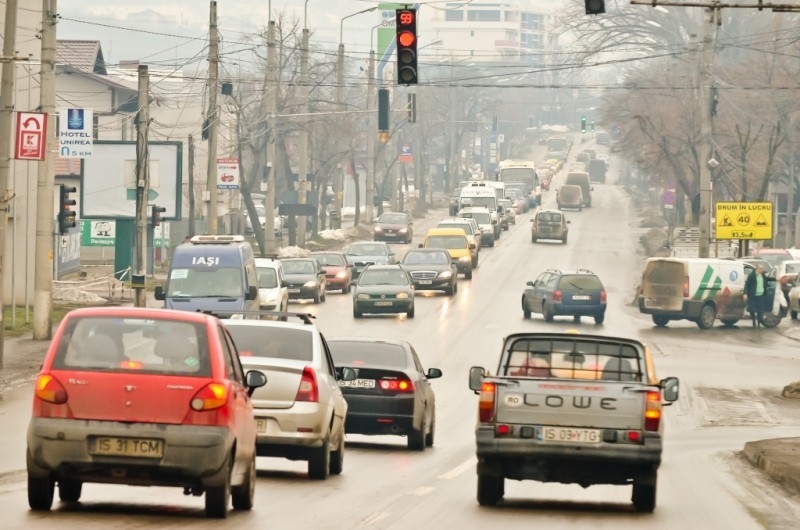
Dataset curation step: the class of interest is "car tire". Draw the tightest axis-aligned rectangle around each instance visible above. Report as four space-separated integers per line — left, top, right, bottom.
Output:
205 455 231 518
760 313 782 328
465 268 473 280
28 475 54 511
407 305 415 318
542 303 554 322
313 290 321 304
578 205 583 212
573 315 581 323
58 480 82 503
523 298 531 319
308 436 331 480
594 313 605 325
353 307 362 319
632 472 657 513
696 304 716 330
329 433 345 476
652 315 670 327
477 473 503 506
344 282 351 294
408 417 426 451
425 411 435 447
532 235 537 243
562 235 568 244
231 454 256 511
447 282 456 296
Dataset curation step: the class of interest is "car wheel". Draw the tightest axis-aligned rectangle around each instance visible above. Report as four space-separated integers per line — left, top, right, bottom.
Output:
562 235 568 244
343 282 351 294
652 315 669 327
632 471 657 513
465 268 473 280
425 411 435 447
696 304 716 330
353 307 362 319
579 205 583 212
594 313 605 325
308 435 331 480
28 475 54 511
231 454 255 511
407 417 426 451
477 473 503 506
542 303 554 322
446 282 456 296
573 315 581 323
205 455 231 518
532 235 537 243
760 313 782 328
523 299 531 319
329 433 345 476
407 305 415 318
313 290 321 304
791 309 798 320
58 480 82 503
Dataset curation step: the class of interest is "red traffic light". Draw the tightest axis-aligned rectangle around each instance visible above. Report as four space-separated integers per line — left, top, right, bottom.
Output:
398 31 415 47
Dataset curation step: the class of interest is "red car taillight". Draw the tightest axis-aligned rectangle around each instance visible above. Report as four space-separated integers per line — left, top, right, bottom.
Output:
478 382 496 423
644 391 662 431
191 383 228 411
552 290 563 302
295 366 319 402
600 290 607 303
35 374 68 405
379 379 414 393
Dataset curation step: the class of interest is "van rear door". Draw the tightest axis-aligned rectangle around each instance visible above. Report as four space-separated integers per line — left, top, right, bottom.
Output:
641 260 686 312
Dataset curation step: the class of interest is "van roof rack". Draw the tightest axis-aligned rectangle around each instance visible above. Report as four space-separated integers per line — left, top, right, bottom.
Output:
190 234 246 244
197 310 316 325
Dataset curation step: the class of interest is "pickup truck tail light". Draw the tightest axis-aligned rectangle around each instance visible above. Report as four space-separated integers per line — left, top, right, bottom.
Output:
683 276 690 298
552 290 563 302
478 382 496 423
644 391 662 431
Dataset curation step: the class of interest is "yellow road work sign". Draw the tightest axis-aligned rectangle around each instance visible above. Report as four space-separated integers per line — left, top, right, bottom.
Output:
715 201 773 240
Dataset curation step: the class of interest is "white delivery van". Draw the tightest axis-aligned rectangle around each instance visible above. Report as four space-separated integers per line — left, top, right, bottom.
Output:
459 182 500 231
638 257 748 329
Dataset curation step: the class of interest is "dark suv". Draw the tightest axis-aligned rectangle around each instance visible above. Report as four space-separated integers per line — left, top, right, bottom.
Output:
521 269 607 324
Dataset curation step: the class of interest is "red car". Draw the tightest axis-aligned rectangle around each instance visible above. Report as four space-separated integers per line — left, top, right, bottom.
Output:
311 251 353 293
26 307 267 518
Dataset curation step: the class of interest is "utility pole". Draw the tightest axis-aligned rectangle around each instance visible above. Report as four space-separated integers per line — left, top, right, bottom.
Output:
205 0 219 235
32 0 57 340
265 20 278 254
448 69 458 192
366 49 376 223
134 65 150 308
297 28 310 247
335 43 345 219
697 7 716 259
0 0 19 366
188 134 196 237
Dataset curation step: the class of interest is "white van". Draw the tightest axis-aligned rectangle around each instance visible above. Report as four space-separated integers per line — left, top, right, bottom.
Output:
459 182 500 230
638 257 748 329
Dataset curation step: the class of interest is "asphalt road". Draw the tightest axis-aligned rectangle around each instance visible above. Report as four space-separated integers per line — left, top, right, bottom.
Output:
2 149 800 529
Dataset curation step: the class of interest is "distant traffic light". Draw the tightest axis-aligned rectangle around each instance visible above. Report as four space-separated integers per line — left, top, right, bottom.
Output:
581 116 587 134
584 0 605 15
378 88 390 132
590 120 595 133
151 205 167 227
58 185 77 234
396 8 418 85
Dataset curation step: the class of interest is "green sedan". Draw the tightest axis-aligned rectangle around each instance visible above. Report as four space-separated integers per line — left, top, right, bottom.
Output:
353 265 415 318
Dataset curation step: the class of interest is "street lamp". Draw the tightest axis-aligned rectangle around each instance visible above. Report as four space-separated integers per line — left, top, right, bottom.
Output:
340 7 378 45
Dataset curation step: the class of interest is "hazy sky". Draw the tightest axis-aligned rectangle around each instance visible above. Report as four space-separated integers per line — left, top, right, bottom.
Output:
57 1 417 68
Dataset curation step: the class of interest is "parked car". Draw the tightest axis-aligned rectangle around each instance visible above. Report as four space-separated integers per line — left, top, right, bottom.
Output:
557 184 584 211
522 268 607 324
353 264 415 318
327 337 442 450
773 259 800 307
401 248 458 295
222 314 355 480
280 258 327 303
531 208 570 244
344 241 396 282
310 251 353 293
373 212 414 243
26 307 267 518
752 248 797 270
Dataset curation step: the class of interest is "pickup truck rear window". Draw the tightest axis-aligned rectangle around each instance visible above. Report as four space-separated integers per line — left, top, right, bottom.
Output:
501 338 642 382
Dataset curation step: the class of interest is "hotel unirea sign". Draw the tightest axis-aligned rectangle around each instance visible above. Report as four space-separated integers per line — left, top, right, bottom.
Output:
59 108 93 158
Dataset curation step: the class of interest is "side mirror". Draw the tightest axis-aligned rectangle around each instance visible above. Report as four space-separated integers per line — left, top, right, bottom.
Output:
426 368 443 380
529 218 535 223
339 366 357 382
469 366 486 393
154 285 165 301
661 377 680 402
526 281 535 287
245 370 268 396
246 285 259 300
566 220 571 224
492 220 497 225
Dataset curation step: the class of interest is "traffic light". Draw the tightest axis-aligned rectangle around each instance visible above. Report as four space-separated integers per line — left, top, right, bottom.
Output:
590 120 595 132
378 88 390 132
58 185 77 234
396 8 418 85
151 205 167 227
407 93 416 123
581 116 587 134
584 0 605 15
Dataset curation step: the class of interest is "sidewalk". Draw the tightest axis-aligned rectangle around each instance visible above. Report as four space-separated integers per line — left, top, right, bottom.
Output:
0 335 51 395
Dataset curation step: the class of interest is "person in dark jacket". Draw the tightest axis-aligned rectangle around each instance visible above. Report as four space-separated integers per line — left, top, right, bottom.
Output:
744 264 767 327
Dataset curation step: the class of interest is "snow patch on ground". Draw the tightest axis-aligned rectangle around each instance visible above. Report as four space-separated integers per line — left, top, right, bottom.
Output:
318 229 348 241
54 288 108 304
278 246 311 258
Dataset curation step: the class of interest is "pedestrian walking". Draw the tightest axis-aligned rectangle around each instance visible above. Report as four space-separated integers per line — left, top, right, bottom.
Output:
744 264 768 327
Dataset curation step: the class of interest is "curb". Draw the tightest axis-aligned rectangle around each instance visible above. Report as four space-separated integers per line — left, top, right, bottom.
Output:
742 438 800 494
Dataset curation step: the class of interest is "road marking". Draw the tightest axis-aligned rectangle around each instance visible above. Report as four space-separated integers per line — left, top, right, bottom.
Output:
361 512 391 526
409 486 435 496
438 457 475 480
754 402 777 424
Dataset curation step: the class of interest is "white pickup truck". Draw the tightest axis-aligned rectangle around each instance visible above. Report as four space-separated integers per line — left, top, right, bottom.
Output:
468 332 679 512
